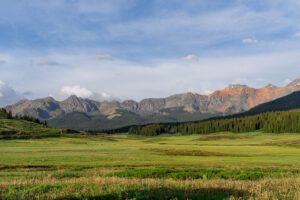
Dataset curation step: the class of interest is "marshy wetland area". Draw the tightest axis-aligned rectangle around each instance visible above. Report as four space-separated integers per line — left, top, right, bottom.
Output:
1 132 300 199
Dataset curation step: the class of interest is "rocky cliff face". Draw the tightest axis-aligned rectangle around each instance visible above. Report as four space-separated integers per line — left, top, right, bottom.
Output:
60 95 99 113
6 97 60 120
6 78 300 120
207 80 300 113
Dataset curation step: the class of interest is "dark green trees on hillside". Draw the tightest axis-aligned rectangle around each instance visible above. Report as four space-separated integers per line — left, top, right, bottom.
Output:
129 109 300 135
0 108 11 119
129 124 165 136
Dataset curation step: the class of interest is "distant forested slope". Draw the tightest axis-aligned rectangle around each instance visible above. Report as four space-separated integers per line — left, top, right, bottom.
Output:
129 109 300 136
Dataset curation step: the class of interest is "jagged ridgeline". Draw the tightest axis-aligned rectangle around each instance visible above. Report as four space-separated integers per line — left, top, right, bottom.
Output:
129 109 300 136
6 79 300 131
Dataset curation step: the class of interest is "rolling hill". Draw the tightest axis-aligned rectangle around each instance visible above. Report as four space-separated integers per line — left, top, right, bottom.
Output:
0 109 66 139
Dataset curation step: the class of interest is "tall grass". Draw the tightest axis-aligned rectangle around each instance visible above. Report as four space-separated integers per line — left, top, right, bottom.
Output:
1 175 300 199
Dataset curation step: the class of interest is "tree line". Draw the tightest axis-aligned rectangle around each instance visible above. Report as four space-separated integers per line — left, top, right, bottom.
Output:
129 109 300 135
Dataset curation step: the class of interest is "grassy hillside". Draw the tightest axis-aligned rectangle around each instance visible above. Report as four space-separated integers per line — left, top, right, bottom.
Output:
0 133 300 199
0 118 64 139
0 108 69 139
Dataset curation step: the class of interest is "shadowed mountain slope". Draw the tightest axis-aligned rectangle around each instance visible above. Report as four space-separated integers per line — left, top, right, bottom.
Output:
243 91 300 115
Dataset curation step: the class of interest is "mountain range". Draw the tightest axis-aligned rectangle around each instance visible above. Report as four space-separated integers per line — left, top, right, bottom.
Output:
5 78 300 131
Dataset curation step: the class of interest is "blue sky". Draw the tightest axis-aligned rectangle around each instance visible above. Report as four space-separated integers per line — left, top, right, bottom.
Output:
1 0 300 106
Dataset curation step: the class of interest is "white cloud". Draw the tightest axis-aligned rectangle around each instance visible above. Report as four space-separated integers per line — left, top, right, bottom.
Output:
75 0 132 15
100 92 110 99
294 32 300 37
187 88 198 93
95 54 113 60
284 79 292 85
47 50 300 100
92 92 119 102
0 81 22 107
2 1 300 104
242 38 259 44
2 48 300 102
36 60 61 66
107 5 294 50
184 54 198 61
203 90 213 95
0 60 6 64
60 85 116 101
61 85 93 98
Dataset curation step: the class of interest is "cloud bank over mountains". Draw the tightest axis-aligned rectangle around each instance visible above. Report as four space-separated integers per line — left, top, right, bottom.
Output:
1 49 300 106
60 85 115 102
1 0 300 105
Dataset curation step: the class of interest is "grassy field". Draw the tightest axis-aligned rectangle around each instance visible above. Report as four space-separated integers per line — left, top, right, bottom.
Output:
0 132 300 199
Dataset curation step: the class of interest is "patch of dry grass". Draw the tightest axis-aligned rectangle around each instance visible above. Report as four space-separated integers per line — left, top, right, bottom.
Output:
141 148 241 157
255 139 300 146
195 134 253 141
1 176 299 199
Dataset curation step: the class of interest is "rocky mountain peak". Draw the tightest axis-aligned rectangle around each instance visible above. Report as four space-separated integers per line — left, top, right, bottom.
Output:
227 84 249 89
43 96 56 102
120 100 139 112
265 83 277 89
287 79 300 87
64 95 81 103
61 95 98 113
210 84 254 98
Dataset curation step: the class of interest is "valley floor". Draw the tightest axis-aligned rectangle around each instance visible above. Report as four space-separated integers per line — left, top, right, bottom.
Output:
0 132 300 199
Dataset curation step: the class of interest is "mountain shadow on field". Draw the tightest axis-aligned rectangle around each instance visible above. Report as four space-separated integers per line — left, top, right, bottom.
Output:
54 187 249 200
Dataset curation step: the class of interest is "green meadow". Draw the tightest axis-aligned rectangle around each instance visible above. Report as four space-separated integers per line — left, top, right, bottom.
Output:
1 132 300 199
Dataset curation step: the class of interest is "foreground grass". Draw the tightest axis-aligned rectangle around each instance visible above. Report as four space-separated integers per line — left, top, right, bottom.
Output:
2 175 300 199
1 132 300 199
105 168 300 180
